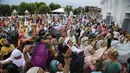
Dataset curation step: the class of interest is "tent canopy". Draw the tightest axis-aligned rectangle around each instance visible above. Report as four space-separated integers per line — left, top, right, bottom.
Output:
25 10 29 14
12 9 18 14
52 8 65 13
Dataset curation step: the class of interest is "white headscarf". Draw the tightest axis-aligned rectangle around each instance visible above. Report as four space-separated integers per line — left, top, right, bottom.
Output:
10 49 25 67
64 38 84 54
81 37 88 46
27 67 42 73
84 45 93 57
0 49 25 67
111 40 119 49
96 40 104 50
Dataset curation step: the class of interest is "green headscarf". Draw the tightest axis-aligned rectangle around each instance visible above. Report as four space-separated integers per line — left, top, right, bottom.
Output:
107 63 120 73
50 60 59 73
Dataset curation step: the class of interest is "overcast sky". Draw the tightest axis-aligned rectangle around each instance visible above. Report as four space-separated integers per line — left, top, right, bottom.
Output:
0 0 101 8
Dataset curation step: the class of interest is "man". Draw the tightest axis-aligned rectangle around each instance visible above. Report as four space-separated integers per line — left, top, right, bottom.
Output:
0 38 15 59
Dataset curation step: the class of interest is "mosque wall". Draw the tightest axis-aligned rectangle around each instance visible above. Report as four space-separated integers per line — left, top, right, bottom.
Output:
101 0 130 29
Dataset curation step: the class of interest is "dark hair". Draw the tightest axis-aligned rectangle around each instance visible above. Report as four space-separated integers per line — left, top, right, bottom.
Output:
127 58 130 63
3 63 20 73
107 38 112 49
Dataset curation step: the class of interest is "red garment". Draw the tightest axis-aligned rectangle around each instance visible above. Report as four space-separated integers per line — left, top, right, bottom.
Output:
0 23 2 26
0 23 4 27
67 18 71 25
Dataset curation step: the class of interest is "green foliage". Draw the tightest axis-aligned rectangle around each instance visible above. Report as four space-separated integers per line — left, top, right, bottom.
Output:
85 6 89 13
11 5 19 12
49 3 61 11
18 2 46 15
0 1 90 16
64 5 73 13
73 8 81 15
0 2 61 16
39 5 51 14
0 4 11 16
27 3 37 14
37 2 46 8
18 2 28 15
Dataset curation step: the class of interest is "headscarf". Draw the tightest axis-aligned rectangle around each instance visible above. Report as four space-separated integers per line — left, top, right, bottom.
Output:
27 67 43 73
64 38 84 54
0 38 4 45
50 60 59 73
0 49 25 67
84 46 98 70
84 45 93 57
10 49 25 67
107 63 120 73
107 48 118 59
119 35 124 42
96 40 104 50
80 37 88 50
111 40 119 49
81 37 88 46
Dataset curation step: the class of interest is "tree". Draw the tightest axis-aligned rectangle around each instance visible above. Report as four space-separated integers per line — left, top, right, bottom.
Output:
79 7 85 14
18 2 37 15
39 5 51 14
85 6 89 13
0 4 11 16
73 8 81 15
64 5 73 13
55 4 61 9
37 2 46 8
49 3 61 11
11 5 19 12
18 2 28 15
27 3 37 14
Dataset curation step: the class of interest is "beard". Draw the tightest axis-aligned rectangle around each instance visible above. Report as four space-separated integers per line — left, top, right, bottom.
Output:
3 44 11 47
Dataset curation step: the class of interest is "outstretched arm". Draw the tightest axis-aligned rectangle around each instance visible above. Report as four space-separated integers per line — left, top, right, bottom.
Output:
23 45 32 72
63 49 72 73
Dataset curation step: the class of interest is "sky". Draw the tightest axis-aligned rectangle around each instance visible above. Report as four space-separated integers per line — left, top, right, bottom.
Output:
0 0 101 8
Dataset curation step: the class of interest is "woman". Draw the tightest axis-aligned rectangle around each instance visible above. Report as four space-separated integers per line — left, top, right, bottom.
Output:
66 30 76 44
64 38 84 54
94 40 107 58
25 47 72 73
27 67 45 73
50 49 72 73
57 36 68 66
80 36 88 50
103 48 126 73
0 49 25 73
95 35 104 50
0 38 15 59
84 46 98 73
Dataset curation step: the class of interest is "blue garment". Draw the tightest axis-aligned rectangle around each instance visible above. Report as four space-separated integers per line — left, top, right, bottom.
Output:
91 71 102 73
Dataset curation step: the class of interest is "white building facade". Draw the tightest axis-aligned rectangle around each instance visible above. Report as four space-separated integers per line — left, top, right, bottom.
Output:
101 0 130 33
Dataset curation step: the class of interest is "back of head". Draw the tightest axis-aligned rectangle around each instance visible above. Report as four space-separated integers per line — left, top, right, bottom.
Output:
107 63 120 73
3 63 19 73
27 67 44 73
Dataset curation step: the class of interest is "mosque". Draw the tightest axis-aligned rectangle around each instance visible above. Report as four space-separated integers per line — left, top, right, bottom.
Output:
101 0 130 33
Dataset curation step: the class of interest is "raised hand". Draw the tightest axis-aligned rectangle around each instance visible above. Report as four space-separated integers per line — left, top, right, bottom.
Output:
23 45 32 53
64 49 72 64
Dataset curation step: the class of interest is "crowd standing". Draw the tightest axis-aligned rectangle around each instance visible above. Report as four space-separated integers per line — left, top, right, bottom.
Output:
0 14 130 73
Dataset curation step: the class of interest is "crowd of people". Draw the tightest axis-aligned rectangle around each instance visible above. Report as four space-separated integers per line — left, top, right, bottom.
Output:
0 14 130 73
